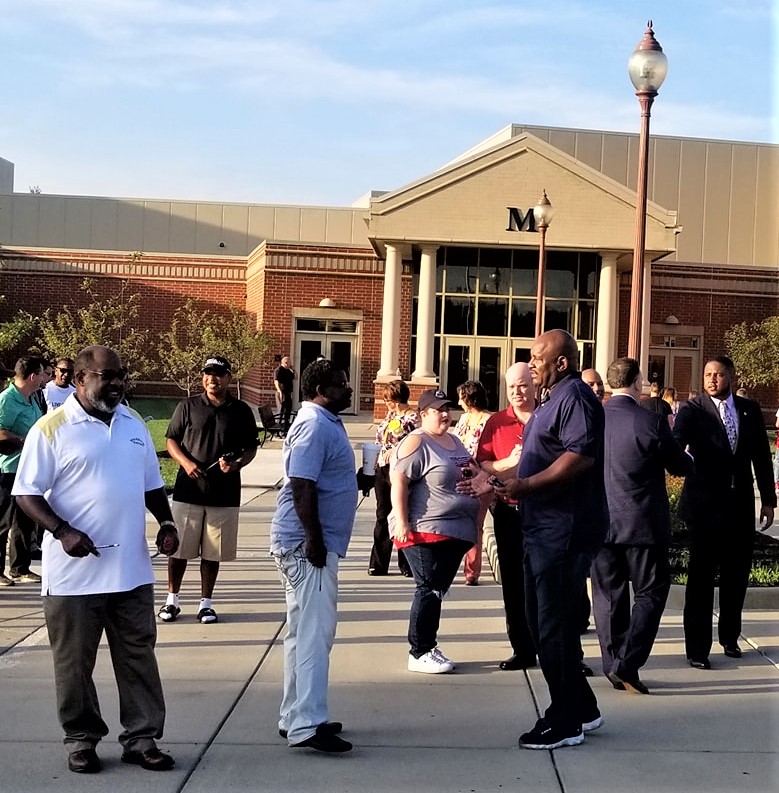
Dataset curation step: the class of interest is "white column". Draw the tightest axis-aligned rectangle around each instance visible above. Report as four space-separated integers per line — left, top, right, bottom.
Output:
639 256 653 383
412 245 438 381
594 253 619 379
377 244 402 377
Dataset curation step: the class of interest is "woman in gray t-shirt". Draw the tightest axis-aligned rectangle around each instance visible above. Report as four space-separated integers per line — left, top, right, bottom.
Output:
389 389 478 675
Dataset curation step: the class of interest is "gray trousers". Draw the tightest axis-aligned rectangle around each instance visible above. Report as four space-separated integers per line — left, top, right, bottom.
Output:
43 584 166 753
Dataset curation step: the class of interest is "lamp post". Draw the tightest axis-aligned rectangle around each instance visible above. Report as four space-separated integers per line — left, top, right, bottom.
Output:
533 190 553 337
626 20 667 360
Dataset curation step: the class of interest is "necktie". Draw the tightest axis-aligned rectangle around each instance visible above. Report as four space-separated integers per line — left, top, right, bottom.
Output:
718 400 737 453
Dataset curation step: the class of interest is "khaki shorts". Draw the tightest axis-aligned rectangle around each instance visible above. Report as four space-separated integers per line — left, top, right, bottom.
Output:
171 502 239 562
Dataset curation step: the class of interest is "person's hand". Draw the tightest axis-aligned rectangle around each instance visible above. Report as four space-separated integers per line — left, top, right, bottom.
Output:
305 536 327 568
218 457 240 474
183 459 204 479
758 506 775 532
56 525 99 558
156 525 180 556
390 519 410 543
455 462 493 498
494 475 524 502
506 444 522 467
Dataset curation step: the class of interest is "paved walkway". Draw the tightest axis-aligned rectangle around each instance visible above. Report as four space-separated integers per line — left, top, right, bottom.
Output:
0 427 777 793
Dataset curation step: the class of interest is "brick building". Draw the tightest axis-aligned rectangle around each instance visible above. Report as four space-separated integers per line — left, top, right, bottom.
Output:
1 124 777 419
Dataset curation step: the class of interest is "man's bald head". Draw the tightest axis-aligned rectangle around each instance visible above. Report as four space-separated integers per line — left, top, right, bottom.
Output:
529 330 579 389
505 361 533 413
581 368 604 401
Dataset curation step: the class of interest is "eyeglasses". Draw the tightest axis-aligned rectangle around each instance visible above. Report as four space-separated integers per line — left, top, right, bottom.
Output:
56 367 74 374
85 368 129 382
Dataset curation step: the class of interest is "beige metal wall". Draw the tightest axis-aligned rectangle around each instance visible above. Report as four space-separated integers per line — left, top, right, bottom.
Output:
514 125 778 270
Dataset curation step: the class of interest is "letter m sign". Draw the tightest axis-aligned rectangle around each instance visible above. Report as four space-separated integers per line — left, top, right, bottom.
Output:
506 207 537 233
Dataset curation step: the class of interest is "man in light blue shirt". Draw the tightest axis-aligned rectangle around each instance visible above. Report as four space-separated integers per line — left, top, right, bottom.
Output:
270 359 357 753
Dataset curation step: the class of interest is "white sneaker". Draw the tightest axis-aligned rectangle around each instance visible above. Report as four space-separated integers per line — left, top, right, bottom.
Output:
407 647 455 674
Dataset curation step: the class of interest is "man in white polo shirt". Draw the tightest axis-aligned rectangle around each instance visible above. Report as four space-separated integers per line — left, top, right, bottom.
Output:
13 345 180 776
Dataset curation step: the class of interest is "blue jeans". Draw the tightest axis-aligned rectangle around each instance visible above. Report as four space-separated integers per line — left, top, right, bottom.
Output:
402 539 472 657
524 542 599 733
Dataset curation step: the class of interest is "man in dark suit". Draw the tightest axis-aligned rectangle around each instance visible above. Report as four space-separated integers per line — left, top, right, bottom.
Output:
673 355 775 669
592 358 693 694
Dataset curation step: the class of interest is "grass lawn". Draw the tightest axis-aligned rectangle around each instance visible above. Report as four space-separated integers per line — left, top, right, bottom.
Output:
143 416 179 492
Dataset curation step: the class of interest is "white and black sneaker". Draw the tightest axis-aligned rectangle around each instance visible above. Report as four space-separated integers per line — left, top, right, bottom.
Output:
407 647 455 674
519 718 584 750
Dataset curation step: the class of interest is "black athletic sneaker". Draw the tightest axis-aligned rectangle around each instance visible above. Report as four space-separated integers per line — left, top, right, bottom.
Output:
519 719 584 750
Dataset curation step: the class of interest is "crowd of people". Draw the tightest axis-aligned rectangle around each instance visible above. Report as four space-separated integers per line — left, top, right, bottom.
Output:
1 335 777 767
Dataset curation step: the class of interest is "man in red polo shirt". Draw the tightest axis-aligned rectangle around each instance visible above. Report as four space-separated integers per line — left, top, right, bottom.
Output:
476 362 536 670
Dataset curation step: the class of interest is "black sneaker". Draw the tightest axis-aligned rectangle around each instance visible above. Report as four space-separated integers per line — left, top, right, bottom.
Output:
519 719 584 750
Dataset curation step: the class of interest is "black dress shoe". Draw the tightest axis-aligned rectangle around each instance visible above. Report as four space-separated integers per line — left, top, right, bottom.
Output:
499 653 537 670
121 746 175 771
367 568 387 576
580 661 594 677
608 671 650 695
291 724 352 753
68 748 102 774
400 569 413 577
723 644 742 658
688 657 711 670
279 721 343 739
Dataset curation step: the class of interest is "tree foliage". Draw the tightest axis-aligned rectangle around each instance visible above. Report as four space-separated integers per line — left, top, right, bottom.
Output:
211 306 271 399
157 299 219 396
36 278 151 379
724 315 779 388
0 297 37 365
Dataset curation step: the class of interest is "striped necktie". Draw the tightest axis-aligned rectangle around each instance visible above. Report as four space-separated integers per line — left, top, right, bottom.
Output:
718 400 737 453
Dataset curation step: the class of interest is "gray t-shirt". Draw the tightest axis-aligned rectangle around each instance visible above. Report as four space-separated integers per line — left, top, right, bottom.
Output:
389 430 478 544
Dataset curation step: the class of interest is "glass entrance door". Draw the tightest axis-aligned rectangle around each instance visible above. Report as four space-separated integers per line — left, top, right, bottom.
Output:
295 334 358 415
440 338 503 411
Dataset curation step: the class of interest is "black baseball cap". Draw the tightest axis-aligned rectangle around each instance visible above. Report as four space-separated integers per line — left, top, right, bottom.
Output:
202 355 232 374
418 388 455 411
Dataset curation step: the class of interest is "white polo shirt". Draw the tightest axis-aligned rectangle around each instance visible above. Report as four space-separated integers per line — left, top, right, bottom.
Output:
13 394 163 596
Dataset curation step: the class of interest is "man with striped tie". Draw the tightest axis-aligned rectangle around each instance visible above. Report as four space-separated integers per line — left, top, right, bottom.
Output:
673 356 775 669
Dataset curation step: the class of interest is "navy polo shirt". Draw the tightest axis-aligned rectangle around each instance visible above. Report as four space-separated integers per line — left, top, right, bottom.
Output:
166 392 258 507
518 373 608 552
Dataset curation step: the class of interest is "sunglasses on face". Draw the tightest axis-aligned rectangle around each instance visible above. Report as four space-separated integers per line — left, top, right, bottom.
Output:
85 368 129 382
56 367 74 374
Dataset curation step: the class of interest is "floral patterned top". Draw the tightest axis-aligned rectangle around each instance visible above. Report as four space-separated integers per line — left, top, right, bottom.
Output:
375 410 420 467
453 410 492 457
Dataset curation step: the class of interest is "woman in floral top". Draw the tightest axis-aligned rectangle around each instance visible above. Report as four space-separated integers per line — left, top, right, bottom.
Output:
369 380 419 576
452 381 492 585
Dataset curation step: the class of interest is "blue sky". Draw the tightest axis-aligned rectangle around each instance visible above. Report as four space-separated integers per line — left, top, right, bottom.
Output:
1 0 776 205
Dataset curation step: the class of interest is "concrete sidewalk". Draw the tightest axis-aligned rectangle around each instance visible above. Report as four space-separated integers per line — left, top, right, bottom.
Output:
0 435 777 793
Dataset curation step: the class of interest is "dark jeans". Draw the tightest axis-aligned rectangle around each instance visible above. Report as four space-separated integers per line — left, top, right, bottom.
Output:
403 539 472 657
0 473 35 576
524 542 599 733
369 465 409 575
492 500 535 660
279 391 293 429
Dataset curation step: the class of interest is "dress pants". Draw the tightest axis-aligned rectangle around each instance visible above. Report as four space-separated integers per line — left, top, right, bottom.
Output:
43 584 166 753
492 500 535 661
368 465 410 575
524 543 599 734
274 546 339 745
591 544 670 677
279 391 293 429
684 512 754 659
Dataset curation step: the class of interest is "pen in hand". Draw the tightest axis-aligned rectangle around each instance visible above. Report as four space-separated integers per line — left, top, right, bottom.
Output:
94 544 120 549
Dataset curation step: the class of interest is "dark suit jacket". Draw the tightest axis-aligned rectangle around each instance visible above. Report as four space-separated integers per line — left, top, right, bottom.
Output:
604 395 693 545
672 394 776 529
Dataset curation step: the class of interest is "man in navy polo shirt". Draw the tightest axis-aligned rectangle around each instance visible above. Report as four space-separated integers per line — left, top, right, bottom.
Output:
504 330 608 750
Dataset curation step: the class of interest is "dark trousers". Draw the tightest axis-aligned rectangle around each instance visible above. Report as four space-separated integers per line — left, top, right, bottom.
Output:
591 544 670 677
0 473 35 576
492 500 535 661
684 516 754 659
403 539 472 657
279 391 293 429
524 543 599 733
368 465 409 575
43 584 166 753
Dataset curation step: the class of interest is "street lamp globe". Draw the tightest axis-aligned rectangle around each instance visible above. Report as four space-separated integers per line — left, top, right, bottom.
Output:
628 20 668 95
533 190 554 229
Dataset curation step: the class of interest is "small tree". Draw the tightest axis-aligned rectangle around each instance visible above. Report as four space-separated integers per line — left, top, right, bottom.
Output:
37 278 151 380
211 306 272 399
0 298 37 364
725 316 779 388
157 299 219 396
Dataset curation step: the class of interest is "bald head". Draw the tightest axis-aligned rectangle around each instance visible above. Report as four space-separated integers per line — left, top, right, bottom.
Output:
529 330 579 389
505 361 533 413
581 368 604 401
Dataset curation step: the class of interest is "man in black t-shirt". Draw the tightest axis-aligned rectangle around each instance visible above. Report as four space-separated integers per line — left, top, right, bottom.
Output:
273 356 296 430
158 355 258 625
